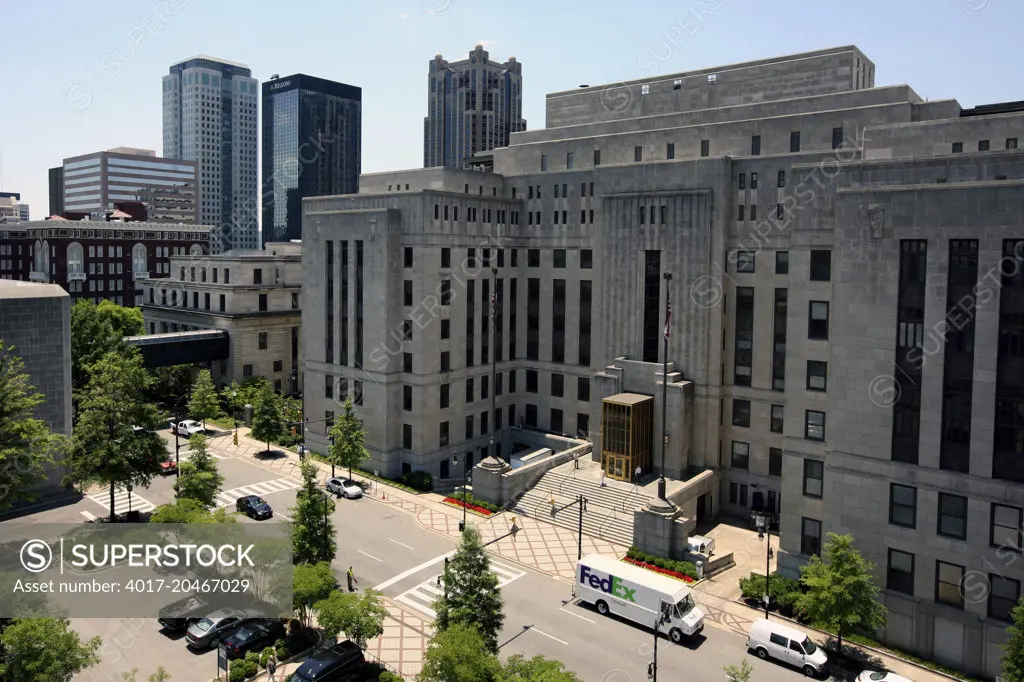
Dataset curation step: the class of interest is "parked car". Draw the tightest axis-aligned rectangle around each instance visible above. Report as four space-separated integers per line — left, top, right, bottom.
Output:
185 610 248 649
326 477 363 499
159 456 177 475
747 618 829 678
221 619 285 659
158 594 216 632
172 420 205 437
287 640 365 681
236 495 273 520
857 672 913 682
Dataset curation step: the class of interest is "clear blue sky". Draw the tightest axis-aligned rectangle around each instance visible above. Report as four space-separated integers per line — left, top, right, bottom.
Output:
0 0 1018 220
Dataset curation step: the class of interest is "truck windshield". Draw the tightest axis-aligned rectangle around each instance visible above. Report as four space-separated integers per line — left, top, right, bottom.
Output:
675 594 696 617
801 637 817 655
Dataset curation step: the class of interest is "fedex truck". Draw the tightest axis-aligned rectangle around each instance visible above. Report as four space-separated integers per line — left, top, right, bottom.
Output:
575 555 705 643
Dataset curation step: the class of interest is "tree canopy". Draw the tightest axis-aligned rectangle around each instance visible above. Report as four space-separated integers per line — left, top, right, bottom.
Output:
433 525 504 653
327 397 369 478
290 460 336 565
249 384 285 454
173 434 224 508
0 617 101 682
1002 596 1024 681
419 623 502 682
187 369 220 429
70 299 142 399
313 589 388 648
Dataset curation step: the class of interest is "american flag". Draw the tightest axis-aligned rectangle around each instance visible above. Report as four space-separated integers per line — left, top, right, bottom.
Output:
491 291 497 320
664 296 672 339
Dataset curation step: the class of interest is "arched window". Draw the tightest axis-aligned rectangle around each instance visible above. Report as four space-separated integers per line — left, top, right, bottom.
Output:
190 244 203 257
34 240 42 272
42 240 50 272
132 243 147 275
67 242 84 275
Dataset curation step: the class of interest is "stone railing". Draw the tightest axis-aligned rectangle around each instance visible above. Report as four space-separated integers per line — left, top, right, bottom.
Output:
473 439 592 507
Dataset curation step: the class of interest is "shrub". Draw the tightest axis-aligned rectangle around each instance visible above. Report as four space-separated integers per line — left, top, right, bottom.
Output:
676 560 698 580
259 647 275 667
379 671 405 681
401 470 433 491
739 571 801 609
242 659 258 677
228 665 247 682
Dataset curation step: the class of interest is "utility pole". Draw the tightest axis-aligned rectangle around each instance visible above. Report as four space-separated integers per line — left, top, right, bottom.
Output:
490 266 499 461
649 618 658 681
658 272 672 502
577 495 588 560
174 419 181 478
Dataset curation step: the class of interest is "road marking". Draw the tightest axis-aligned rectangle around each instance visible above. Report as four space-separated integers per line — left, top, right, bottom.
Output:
373 551 456 591
528 627 569 646
80 510 98 522
388 538 414 550
559 607 596 624
88 487 155 513
393 561 526 619
358 550 382 562
215 478 301 508
275 512 293 522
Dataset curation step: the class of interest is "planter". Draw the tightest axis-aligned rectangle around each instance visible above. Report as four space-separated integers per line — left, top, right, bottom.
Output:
442 497 494 516
622 557 695 583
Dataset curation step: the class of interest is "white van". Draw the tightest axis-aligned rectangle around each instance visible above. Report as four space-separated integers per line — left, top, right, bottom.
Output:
747 618 829 677
575 555 705 643
687 535 715 556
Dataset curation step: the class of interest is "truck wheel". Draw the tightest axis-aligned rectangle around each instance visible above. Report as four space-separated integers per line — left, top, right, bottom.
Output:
755 647 768 660
596 600 609 616
802 665 816 677
669 628 683 644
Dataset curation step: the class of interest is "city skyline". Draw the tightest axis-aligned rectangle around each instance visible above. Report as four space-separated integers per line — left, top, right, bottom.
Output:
0 0 1020 224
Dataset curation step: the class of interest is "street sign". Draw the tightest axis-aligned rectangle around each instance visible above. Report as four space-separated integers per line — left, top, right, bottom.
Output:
218 644 229 673
762 594 770 605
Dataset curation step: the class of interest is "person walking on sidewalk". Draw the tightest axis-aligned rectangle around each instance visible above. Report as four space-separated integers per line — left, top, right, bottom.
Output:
510 516 519 543
634 464 642 485
266 652 277 681
347 566 358 592
599 469 605 487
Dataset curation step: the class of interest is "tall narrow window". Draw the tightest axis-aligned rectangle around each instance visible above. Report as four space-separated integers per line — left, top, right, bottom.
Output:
325 241 334 364
734 288 754 386
467 279 476 367
790 131 801 153
642 251 662 363
527 278 540 361
355 241 364 368
495 278 504 363
772 289 787 390
579 280 592 367
509 278 518 360
995 239 1024 482
553 280 566 363
892 240 927 464
481 278 490 365
941 240 977 473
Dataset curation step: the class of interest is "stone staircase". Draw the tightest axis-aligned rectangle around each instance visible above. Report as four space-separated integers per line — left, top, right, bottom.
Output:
512 460 655 547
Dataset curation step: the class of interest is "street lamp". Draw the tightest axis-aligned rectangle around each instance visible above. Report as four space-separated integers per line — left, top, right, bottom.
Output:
452 454 471 532
320 490 331 559
756 510 771 619
658 272 672 502
231 390 239 446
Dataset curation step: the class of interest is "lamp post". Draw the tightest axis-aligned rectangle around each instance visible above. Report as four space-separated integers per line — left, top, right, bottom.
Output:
577 495 588 561
658 272 672 502
453 454 470 532
490 265 499 461
173 407 181 478
231 390 239 446
756 510 772 619
320 491 331 560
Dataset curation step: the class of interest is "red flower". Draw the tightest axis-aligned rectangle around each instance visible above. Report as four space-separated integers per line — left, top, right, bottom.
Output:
623 557 694 583
443 497 493 516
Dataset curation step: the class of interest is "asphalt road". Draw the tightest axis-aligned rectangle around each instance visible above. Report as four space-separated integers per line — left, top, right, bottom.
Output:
19 429 848 682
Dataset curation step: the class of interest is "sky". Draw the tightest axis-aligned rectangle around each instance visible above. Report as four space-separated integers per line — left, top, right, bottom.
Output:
0 0 1019 220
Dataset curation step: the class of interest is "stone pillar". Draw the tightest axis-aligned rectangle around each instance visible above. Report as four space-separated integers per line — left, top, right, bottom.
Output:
473 456 512 506
633 503 689 560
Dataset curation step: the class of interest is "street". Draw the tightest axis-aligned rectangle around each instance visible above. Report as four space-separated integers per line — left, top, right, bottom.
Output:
24 428 854 681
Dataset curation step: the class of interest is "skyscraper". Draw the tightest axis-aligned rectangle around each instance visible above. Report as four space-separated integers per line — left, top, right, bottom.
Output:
162 55 259 252
424 44 525 169
48 167 64 217
261 74 361 246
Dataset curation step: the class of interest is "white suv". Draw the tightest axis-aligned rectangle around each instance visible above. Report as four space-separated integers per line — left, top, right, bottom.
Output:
173 420 205 437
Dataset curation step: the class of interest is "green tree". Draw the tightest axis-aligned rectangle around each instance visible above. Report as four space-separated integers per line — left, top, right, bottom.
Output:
0 617 101 682
500 654 582 681
314 589 388 648
222 377 271 418
795 532 887 654
433 525 504 653
723 659 753 682
418 623 502 682
95 299 144 338
249 385 285 455
70 300 143 407
71 348 168 522
290 460 336 565
173 434 223 507
121 668 171 682
149 497 238 524
292 561 338 628
1002 596 1024 681
187 370 220 430
147 365 194 407
0 341 65 510
327 397 369 479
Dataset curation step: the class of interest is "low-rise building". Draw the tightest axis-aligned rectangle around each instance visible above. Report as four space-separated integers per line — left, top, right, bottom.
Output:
140 243 302 392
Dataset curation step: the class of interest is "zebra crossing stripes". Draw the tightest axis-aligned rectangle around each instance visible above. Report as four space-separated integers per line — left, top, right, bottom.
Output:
88 487 155 513
395 561 526 619
215 478 301 508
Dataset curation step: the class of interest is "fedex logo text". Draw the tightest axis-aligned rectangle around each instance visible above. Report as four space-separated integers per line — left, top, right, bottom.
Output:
579 565 636 603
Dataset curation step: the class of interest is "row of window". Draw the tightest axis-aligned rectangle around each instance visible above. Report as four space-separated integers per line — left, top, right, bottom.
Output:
734 249 831 281
403 247 594 272
432 203 519 225
405 405 591 451
322 375 364 405
951 138 1017 154
729 410 824 462
888 484 1022 548
178 265 230 284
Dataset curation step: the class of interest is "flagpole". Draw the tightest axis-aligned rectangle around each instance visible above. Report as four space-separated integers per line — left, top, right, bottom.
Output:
658 272 672 502
491 266 499 461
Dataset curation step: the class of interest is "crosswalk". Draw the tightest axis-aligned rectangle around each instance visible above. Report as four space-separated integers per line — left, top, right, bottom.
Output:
395 561 526 619
215 478 301 508
87 486 156 514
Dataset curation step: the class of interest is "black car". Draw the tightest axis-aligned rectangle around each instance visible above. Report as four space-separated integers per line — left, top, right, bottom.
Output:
222 619 285 659
236 495 273 520
287 640 365 681
158 594 217 632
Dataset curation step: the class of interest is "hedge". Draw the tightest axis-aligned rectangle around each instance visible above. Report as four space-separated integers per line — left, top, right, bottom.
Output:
738 571 801 612
625 547 699 581
448 491 499 513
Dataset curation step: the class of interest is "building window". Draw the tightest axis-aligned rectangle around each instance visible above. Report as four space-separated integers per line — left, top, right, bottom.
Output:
580 249 593 269
253 268 263 285
772 289 788 391
941 240 978 474
938 493 968 540
273 360 283 372
935 561 964 608
889 484 917 528
403 353 413 373
554 250 566 268
258 294 268 312
526 370 538 393
551 373 564 398
528 249 540 267
810 250 832 281
465 378 474 403
243 364 253 377
769 448 782 476
594 149 601 165
731 441 749 470
734 288 754 386
806 361 827 391
777 170 786 188
403 280 413 307
738 173 746 190
801 518 821 556
994 239 1024 482
525 404 537 427
771 404 784 433
634 146 642 162
440 278 451 306
887 549 915 596
258 332 268 350
805 410 825 441
578 413 590 438
735 251 755 273
666 143 675 159
325 375 334 400
403 247 413 268
441 318 450 339
979 140 990 152
439 383 450 409
566 152 574 169
465 415 474 439
991 503 1023 549
751 135 761 156
219 294 225 312
402 320 413 341
737 205 744 221
990 576 1021 622
790 131 801 153
440 421 451 448
832 127 844 149
541 154 548 171
577 377 590 401
952 142 963 153
1007 138 1019 150
440 351 450 372
403 424 412 450
808 301 829 340
732 399 751 427
441 248 451 268
551 409 563 433
893 240 928 465
509 370 517 393
803 459 823 498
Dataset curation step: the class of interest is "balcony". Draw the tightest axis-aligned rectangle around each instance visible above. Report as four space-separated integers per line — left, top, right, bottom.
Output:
28 271 49 283
133 270 151 280
67 269 86 282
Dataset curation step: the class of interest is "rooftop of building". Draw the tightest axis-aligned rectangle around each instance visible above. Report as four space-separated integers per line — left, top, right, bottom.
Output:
263 74 362 100
170 54 250 70
106 147 156 156
0 280 69 300
9 220 212 232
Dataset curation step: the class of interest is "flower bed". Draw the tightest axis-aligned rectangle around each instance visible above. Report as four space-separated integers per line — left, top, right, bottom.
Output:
443 497 495 516
623 557 695 583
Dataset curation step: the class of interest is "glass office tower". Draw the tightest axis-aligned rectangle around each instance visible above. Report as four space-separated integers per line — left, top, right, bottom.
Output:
261 74 362 246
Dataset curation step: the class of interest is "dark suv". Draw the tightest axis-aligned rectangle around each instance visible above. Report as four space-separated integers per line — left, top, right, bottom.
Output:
287 640 365 681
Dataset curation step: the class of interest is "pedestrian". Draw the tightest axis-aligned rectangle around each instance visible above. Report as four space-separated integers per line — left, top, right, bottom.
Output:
599 469 605 487
347 566 358 592
267 652 277 681
574 452 580 470
510 516 519 543
634 464 641 484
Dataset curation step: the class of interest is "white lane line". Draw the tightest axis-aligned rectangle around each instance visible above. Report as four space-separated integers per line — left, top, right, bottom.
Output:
81 510 98 521
275 512 293 522
528 627 569 646
559 607 596 624
358 550 382 562
373 550 456 591
388 538 414 550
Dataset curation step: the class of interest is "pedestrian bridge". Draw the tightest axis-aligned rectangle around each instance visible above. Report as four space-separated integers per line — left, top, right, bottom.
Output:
123 329 230 368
